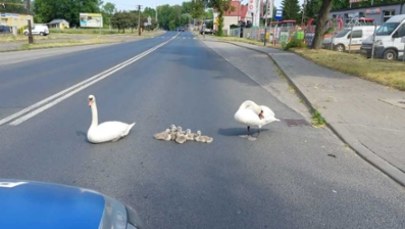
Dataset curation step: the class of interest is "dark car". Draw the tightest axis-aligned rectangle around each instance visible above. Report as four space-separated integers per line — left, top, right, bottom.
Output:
177 27 185 32
0 25 12 34
0 179 142 229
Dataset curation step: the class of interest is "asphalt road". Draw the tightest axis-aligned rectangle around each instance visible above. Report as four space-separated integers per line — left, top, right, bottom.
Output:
0 31 404 228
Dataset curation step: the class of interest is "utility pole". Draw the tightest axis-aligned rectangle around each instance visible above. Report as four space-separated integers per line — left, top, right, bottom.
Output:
0 3 4 28
156 7 158 30
301 0 306 25
137 5 142 36
264 0 269 46
2 1 33 43
263 0 273 46
202 0 208 38
26 0 33 44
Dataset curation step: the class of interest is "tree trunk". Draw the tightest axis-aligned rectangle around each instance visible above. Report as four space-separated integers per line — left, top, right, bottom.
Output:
311 0 333 49
217 11 224 36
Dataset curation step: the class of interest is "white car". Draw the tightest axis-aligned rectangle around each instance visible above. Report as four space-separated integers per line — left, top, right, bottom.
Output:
23 24 49 36
361 14 405 60
323 25 377 52
200 28 213 35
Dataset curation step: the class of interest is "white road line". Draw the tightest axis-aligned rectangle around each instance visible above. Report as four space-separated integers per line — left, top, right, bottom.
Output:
1 37 175 126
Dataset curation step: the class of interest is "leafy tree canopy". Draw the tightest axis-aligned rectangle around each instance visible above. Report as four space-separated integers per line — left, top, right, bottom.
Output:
33 0 100 27
206 0 232 36
0 0 28 14
281 0 301 21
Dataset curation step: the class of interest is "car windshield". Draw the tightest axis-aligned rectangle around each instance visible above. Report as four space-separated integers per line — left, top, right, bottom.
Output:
376 22 399 35
335 29 350 38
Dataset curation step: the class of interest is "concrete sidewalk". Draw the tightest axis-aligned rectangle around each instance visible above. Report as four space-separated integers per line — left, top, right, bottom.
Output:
221 41 405 186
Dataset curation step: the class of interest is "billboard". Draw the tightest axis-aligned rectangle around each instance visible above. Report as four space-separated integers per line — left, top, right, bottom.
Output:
80 13 103 28
264 0 273 19
248 0 261 27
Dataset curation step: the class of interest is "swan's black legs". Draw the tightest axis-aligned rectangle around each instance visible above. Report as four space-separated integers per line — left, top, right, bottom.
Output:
246 126 260 140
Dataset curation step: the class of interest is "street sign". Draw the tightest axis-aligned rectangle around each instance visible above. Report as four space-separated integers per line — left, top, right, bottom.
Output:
248 0 255 13
275 10 282 21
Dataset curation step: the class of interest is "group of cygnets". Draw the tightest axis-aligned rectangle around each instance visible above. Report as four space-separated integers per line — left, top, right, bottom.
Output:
86 94 279 144
154 124 213 144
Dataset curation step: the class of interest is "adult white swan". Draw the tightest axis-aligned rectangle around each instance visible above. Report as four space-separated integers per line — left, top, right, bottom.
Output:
87 95 135 143
234 100 280 135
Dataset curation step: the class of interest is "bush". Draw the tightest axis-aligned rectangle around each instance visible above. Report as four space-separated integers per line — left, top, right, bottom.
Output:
284 37 306 50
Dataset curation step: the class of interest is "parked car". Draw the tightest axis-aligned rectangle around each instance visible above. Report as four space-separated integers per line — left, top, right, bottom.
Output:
360 14 405 60
0 179 142 229
0 25 12 34
200 28 213 35
322 25 377 52
23 24 49 36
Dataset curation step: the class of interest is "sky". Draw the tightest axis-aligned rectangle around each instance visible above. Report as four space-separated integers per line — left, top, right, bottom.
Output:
106 0 288 11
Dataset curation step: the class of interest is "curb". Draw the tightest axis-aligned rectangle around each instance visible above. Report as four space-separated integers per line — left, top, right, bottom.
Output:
213 39 405 187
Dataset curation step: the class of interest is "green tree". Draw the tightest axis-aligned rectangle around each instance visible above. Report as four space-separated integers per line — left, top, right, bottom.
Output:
190 0 212 30
281 0 301 21
303 0 321 22
128 10 139 33
157 5 172 30
110 11 131 32
190 0 205 20
331 0 349 10
143 7 156 19
157 4 186 30
207 0 232 36
170 5 184 29
1 0 29 14
181 1 193 14
101 2 116 28
180 13 192 26
33 0 100 27
143 7 157 30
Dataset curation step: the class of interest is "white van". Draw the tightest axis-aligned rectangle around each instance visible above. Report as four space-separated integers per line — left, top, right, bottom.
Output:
23 24 49 36
360 14 405 60
323 26 376 52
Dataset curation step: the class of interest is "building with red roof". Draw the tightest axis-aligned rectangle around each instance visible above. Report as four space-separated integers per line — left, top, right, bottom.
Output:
214 0 250 35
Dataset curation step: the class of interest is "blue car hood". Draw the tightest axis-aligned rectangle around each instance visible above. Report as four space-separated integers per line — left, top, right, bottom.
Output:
0 180 105 229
